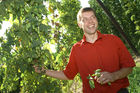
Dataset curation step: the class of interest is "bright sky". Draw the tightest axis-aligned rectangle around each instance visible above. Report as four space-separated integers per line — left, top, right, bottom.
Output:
80 0 90 7
0 0 89 37
0 21 12 37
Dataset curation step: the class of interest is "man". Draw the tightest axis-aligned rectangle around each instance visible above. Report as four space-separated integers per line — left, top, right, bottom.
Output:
34 7 135 93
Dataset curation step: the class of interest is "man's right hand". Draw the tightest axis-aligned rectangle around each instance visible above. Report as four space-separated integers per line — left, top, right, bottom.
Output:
33 65 46 74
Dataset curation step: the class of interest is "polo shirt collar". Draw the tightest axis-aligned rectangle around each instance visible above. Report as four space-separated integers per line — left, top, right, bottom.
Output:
81 30 103 44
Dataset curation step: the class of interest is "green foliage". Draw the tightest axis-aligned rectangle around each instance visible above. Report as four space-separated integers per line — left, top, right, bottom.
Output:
87 69 102 89
128 67 140 93
89 0 140 53
0 0 82 92
47 0 82 70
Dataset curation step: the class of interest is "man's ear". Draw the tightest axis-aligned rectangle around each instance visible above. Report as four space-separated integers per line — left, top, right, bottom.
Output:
78 22 82 29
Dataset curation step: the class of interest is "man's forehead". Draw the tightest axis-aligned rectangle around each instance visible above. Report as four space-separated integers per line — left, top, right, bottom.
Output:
81 11 95 18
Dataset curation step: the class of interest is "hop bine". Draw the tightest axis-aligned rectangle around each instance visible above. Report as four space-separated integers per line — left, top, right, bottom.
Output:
87 69 111 89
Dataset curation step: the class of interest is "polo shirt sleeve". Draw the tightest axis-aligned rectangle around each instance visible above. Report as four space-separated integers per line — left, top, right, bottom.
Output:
63 46 78 80
114 36 136 68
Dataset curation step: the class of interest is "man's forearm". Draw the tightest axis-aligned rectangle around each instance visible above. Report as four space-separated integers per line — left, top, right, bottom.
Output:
34 66 69 80
112 67 133 81
44 70 69 80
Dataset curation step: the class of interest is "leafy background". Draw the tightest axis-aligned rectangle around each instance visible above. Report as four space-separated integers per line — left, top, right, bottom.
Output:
0 0 140 93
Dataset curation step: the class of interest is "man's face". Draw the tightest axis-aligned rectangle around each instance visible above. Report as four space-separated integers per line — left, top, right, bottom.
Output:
78 11 98 35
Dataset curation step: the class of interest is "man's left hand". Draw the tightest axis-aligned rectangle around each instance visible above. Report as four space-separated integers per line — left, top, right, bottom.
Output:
94 72 115 85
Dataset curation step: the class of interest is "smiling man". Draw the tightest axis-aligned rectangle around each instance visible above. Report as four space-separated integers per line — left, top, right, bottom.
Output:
34 7 135 93
77 8 98 43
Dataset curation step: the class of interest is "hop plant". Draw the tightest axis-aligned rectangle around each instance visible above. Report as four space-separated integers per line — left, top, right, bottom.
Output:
87 74 95 89
87 69 111 89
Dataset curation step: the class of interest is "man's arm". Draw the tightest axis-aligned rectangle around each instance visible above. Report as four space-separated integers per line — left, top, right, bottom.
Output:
95 67 133 84
34 66 69 80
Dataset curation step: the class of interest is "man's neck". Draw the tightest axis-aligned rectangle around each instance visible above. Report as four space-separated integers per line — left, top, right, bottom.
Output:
84 32 98 43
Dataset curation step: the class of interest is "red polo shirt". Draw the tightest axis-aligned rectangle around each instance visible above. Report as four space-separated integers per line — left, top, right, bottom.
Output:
63 31 135 93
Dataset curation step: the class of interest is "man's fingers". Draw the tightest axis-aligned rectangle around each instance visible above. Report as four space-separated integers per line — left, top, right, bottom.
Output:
96 77 110 84
94 76 98 80
101 78 109 84
37 67 42 71
97 77 105 84
33 65 42 73
95 71 114 84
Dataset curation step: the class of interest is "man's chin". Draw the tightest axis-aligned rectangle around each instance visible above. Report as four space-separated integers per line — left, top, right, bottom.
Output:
88 29 97 33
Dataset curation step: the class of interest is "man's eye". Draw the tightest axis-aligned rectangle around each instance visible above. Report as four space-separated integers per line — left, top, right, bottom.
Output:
91 16 95 19
83 19 87 22
82 18 88 22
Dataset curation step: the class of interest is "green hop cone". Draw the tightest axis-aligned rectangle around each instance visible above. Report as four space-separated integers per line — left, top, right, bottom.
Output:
87 69 111 89
95 69 101 72
87 74 93 80
92 69 101 77
108 82 111 85
87 74 95 89
94 72 100 77
89 79 95 89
